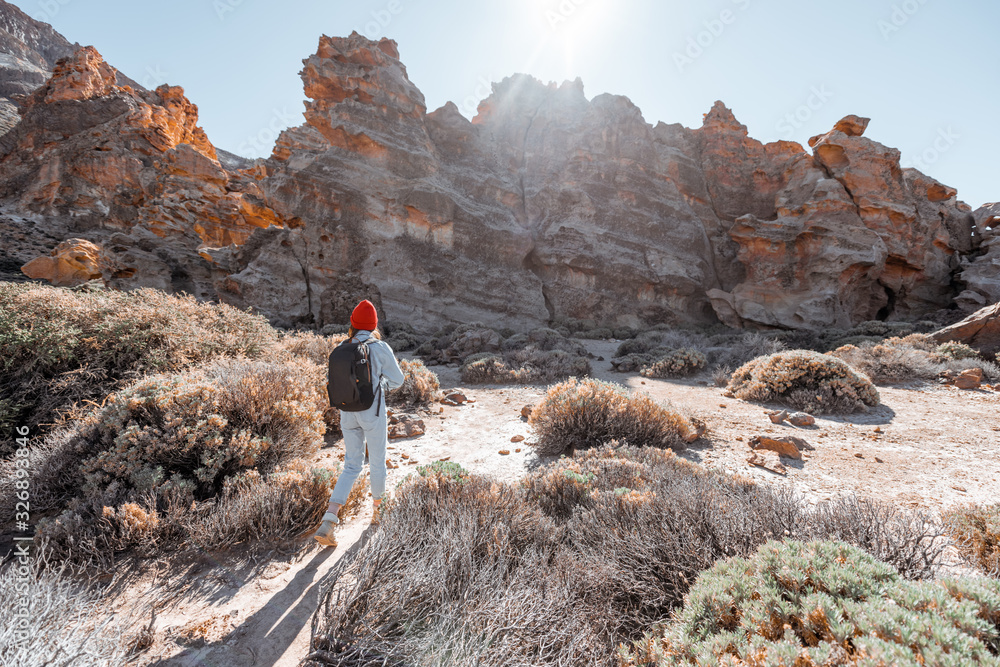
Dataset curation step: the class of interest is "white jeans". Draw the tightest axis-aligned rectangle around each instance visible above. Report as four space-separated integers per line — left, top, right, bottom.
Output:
329 403 388 505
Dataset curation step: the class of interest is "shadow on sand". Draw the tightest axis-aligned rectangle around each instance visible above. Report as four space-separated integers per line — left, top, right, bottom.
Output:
147 527 378 667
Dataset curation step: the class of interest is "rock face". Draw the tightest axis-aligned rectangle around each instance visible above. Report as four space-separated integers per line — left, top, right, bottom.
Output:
0 32 989 332
209 34 978 331
0 46 287 299
0 0 78 134
0 1 142 134
958 203 1000 308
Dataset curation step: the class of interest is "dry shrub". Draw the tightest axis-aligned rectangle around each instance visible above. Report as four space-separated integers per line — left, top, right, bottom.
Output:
0 562 137 666
304 446 947 667
640 348 707 378
711 331 785 369
461 349 591 385
388 359 440 406
0 283 277 454
944 504 1000 576
625 540 1000 667
382 323 423 352
614 330 706 359
830 335 1000 385
529 378 698 456
804 495 944 580
830 340 941 384
8 360 332 568
938 340 981 360
187 463 366 551
712 364 733 387
726 350 880 414
275 330 346 367
416 323 502 363
418 325 592 385
611 352 660 373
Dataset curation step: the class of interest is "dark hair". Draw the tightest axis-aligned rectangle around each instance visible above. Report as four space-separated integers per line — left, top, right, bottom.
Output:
348 325 382 340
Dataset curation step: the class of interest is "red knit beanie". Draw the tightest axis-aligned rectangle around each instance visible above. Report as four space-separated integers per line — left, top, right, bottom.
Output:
350 299 378 331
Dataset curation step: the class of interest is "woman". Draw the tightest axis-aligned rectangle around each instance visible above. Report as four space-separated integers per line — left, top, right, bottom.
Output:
314 299 405 546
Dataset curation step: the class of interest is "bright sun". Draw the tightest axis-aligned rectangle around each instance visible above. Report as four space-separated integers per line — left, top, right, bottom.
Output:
519 0 615 77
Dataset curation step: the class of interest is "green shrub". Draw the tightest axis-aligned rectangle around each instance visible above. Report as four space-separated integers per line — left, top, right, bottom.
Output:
640 348 707 378
944 504 1000 575
529 378 698 456
726 350 880 414
415 460 469 482
624 540 1000 666
0 283 277 454
389 359 440 405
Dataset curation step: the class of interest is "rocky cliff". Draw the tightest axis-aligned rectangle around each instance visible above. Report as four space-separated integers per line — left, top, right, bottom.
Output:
0 0 73 133
0 46 287 297
211 33 981 330
2 31 994 332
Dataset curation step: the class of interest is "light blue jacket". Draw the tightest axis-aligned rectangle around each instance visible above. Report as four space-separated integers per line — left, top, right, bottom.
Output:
351 330 405 415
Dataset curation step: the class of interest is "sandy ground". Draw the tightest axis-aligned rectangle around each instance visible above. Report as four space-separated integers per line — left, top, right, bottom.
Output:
129 340 1000 666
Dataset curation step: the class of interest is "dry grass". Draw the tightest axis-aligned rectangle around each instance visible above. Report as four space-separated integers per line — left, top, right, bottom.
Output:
726 350 880 414
529 378 699 457
0 283 278 455
303 446 946 667
0 561 139 666
944 504 1000 576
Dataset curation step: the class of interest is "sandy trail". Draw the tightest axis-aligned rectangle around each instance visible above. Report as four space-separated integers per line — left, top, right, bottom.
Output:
135 341 999 666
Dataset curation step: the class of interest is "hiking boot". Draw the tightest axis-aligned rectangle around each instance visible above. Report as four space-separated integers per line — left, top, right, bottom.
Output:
313 512 339 547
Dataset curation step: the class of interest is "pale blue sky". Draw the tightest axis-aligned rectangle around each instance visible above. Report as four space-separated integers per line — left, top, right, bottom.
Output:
27 0 998 208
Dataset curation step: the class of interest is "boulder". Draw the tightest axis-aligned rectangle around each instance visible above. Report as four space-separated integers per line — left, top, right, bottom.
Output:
749 435 813 460
931 302 1000 359
388 417 425 439
747 451 787 475
20 238 102 286
787 412 816 427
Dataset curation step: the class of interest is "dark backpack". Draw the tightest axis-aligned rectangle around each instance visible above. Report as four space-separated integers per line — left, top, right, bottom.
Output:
327 340 376 412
